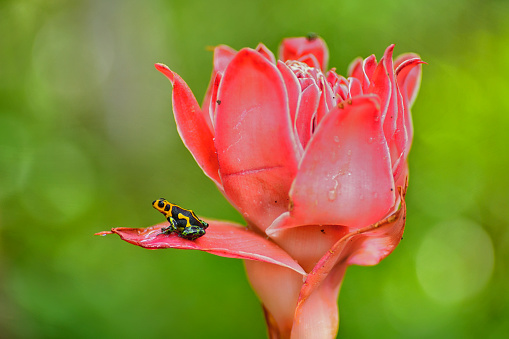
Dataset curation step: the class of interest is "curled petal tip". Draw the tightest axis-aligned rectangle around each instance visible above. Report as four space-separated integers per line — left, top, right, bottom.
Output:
395 58 427 75
95 230 114 236
155 63 174 82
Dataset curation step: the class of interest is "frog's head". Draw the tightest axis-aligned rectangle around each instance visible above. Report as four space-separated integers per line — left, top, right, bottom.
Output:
152 198 172 214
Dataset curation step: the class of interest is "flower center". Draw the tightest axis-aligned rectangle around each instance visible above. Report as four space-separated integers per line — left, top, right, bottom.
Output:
286 60 324 81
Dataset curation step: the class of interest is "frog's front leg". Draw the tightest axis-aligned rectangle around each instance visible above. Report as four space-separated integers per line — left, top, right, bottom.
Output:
178 226 206 240
161 217 178 235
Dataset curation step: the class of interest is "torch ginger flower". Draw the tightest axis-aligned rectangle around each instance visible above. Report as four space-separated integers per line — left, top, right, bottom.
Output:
98 36 423 338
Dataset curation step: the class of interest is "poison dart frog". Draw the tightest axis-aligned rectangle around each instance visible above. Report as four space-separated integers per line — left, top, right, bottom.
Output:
152 198 209 240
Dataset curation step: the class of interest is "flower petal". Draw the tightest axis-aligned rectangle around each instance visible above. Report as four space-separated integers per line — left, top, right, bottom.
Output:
267 96 395 235
295 188 406 320
295 83 320 149
380 45 398 145
215 48 300 230
245 261 303 337
291 266 344 339
347 77 363 98
395 54 424 108
207 71 223 128
315 74 336 125
277 60 301 125
97 220 306 275
298 53 322 70
368 50 391 126
395 56 425 145
347 57 363 80
390 86 409 181
361 54 377 92
155 63 221 186
202 45 237 127
279 36 329 71
213 45 238 72
256 43 276 64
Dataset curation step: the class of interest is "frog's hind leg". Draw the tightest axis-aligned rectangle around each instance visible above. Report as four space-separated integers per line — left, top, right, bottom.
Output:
179 226 205 240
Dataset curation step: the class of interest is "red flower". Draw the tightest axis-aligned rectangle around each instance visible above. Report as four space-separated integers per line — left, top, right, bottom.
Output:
98 36 423 339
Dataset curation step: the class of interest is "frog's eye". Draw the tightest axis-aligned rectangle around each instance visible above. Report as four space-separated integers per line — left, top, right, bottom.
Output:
158 200 165 208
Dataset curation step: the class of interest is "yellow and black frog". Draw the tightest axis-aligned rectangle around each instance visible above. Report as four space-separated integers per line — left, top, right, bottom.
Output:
152 198 209 240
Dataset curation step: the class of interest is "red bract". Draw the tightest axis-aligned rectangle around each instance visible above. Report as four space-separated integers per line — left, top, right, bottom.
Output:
99 36 423 339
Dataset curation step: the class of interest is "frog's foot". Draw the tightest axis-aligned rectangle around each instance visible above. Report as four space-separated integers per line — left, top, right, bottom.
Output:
179 226 206 240
160 217 178 235
200 220 209 229
160 225 176 235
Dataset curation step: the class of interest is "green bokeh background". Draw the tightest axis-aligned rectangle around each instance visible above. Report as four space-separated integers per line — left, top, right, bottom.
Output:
1 0 508 338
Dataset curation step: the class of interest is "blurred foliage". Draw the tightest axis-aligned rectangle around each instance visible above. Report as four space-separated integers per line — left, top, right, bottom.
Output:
1 0 508 338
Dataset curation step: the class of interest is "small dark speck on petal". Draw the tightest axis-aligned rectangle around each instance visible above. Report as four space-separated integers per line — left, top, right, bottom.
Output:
306 32 318 41
217 100 221 105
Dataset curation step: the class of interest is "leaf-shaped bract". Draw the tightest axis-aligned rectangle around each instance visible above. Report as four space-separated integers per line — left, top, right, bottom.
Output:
97 220 306 275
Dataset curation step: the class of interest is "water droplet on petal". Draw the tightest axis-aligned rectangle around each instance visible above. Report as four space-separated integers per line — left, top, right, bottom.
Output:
333 136 340 143
328 189 337 201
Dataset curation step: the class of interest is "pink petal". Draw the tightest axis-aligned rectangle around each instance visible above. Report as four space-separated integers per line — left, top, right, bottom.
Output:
395 57 425 144
245 261 304 337
326 70 349 102
202 45 237 126
267 96 395 235
377 47 409 175
347 77 363 98
279 36 329 71
394 53 419 69
395 55 424 108
277 61 301 125
380 45 398 146
215 49 300 230
256 43 276 64
362 54 377 92
326 68 339 87
155 63 221 186
246 259 344 339
295 83 320 149
295 188 406 320
390 86 409 181
208 72 222 128
367 51 391 125
393 56 424 164
246 225 350 338
291 265 345 339
347 57 363 80
97 220 306 275
298 53 322 69
213 44 238 73
394 162 408 190
315 75 335 126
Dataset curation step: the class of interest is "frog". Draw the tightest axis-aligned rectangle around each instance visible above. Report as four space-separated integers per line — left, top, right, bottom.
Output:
152 198 209 240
